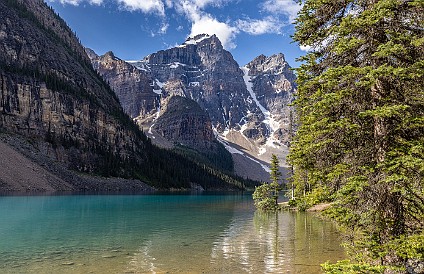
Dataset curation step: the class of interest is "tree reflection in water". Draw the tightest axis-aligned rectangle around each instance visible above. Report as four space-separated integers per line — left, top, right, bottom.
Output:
209 210 346 273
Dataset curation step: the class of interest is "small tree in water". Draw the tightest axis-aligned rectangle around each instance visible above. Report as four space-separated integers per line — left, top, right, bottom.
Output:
253 154 282 211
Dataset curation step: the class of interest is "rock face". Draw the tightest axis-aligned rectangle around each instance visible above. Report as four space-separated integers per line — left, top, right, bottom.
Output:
88 50 158 118
0 0 145 176
141 34 259 133
153 96 215 150
87 34 296 178
245 54 296 146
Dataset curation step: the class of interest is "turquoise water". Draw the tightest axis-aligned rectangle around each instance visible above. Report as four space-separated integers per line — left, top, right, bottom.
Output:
0 193 345 273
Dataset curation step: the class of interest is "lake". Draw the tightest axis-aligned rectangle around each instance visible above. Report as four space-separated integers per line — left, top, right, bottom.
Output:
0 193 345 273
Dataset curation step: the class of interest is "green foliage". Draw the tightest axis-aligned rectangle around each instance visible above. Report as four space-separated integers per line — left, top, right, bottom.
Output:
387 233 424 261
253 154 282 211
294 186 331 211
321 260 387 274
172 141 234 172
140 141 255 190
290 0 424 270
287 198 297 207
253 183 280 211
270 154 282 185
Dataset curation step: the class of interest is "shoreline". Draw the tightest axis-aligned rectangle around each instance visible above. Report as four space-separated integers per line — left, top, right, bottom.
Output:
278 201 333 212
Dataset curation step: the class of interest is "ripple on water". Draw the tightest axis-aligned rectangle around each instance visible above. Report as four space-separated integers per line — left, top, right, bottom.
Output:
0 194 345 273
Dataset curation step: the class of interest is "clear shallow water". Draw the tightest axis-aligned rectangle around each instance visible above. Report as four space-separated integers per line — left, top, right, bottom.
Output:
0 193 345 273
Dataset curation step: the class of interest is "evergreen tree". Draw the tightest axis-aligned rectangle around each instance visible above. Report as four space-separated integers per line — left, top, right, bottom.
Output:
270 154 282 205
253 154 282 211
289 0 423 271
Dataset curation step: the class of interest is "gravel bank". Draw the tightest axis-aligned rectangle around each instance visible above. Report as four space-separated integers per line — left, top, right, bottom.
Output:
0 134 155 193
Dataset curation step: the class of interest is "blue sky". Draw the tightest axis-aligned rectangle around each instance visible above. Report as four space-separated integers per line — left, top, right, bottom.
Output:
46 0 307 67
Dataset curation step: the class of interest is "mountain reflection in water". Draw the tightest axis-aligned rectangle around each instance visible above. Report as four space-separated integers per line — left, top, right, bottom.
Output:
0 193 345 273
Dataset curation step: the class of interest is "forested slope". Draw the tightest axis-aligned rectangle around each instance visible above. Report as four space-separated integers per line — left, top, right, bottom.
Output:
0 0 255 191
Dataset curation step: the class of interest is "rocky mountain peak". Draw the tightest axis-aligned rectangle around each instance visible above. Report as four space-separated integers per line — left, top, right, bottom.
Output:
85 47 99 60
182 34 221 47
247 53 290 76
103 51 117 60
184 33 210 43
87 34 297 181
87 49 157 118
250 54 267 64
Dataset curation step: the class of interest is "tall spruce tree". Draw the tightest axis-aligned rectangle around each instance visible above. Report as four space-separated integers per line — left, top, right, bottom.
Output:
253 154 282 211
289 0 423 271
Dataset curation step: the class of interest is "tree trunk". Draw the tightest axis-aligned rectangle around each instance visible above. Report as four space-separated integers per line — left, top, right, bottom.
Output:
371 79 387 163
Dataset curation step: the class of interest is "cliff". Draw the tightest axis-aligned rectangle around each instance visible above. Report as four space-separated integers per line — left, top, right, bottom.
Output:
153 96 215 149
88 50 157 118
0 0 146 176
245 53 296 146
0 0 253 191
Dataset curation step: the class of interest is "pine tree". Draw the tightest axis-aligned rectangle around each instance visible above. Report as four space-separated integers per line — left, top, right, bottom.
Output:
289 0 423 271
253 154 282 211
270 154 282 206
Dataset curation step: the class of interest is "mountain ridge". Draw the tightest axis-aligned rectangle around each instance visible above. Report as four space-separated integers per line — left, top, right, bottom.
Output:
87 34 296 181
0 0 255 191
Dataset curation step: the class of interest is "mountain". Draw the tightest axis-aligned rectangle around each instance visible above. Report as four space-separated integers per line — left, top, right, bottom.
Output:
244 54 296 146
87 34 296 181
0 0 253 191
137 34 259 133
153 95 215 150
0 0 143 176
88 50 157 119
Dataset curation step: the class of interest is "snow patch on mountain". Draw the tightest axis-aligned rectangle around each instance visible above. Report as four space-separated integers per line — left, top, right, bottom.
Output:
169 62 186 69
214 128 271 173
179 34 212 47
127 61 150 72
152 79 164 95
148 103 161 137
241 66 284 156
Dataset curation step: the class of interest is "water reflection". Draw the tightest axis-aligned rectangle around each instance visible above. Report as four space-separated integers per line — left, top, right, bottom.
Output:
0 194 344 273
210 210 345 273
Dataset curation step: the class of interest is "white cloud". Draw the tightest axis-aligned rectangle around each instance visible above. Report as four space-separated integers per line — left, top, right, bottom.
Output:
145 21 169 37
53 0 165 14
57 0 84 5
191 0 231 8
159 22 169 34
117 0 165 15
261 0 301 23
164 0 173 8
236 16 285 35
190 15 238 49
89 0 103 5
177 0 238 49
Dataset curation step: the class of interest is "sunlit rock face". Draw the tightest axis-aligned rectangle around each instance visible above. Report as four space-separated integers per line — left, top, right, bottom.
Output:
245 53 296 146
88 34 297 178
142 34 259 134
87 50 158 119
0 0 146 174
